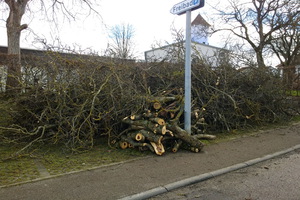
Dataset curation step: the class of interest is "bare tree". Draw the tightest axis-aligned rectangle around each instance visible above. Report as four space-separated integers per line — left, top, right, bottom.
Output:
270 18 300 66
0 0 98 92
106 23 135 59
215 0 300 68
269 15 300 88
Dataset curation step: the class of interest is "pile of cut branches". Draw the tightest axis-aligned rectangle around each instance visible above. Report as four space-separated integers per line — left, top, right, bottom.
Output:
0 51 296 156
118 95 215 155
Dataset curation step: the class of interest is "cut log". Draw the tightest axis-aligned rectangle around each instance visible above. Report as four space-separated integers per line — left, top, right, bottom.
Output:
123 118 151 127
149 118 166 126
150 141 165 156
130 125 145 130
152 125 167 135
190 147 200 153
167 122 204 151
135 133 145 141
122 118 166 135
138 130 163 144
193 134 216 140
127 131 145 142
120 95 206 155
130 114 144 120
120 135 155 152
172 140 183 153
153 101 162 110
119 141 128 149
146 96 179 104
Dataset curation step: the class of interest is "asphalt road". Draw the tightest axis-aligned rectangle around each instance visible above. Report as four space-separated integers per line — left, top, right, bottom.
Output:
150 149 300 200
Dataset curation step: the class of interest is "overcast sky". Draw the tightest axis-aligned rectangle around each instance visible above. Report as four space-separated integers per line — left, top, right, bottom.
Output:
0 0 225 59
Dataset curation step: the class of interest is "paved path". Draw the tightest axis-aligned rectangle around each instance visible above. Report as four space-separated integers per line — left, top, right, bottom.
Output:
1 123 300 200
150 149 300 200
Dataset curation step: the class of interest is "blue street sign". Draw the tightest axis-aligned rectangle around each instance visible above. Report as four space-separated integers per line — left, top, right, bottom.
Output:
170 0 205 15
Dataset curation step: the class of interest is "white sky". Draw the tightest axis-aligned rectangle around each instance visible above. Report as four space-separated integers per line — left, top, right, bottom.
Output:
0 0 224 59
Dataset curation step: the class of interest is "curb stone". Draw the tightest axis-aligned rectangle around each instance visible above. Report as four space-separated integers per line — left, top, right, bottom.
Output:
119 144 300 200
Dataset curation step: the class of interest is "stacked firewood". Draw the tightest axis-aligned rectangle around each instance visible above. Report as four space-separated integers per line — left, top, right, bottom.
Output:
119 95 215 155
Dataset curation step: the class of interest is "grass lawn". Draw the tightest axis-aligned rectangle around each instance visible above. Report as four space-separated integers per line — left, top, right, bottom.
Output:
0 141 150 186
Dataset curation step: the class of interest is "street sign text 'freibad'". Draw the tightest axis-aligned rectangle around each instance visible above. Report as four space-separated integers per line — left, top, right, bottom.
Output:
170 0 205 15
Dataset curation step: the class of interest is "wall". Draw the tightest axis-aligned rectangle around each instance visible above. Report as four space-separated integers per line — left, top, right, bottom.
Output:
144 42 227 66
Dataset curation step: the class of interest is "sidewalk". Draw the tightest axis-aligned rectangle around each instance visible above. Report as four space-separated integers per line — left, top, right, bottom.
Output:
1 123 300 200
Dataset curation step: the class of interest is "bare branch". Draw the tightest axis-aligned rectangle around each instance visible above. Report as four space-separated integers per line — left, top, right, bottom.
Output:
213 0 299 68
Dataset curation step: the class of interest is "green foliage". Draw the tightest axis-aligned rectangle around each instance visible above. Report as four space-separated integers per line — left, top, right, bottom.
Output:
286 90 300 97
292 115 300 121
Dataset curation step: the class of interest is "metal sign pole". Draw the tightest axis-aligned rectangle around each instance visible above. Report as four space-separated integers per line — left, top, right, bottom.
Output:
184 10 192 134
170 0 205 135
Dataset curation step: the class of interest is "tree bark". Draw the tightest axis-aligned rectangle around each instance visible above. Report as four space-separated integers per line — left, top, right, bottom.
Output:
120 135 155 152
255 48 266 68
167 122 204 151
193 134 216 140
120 95 209 155
172 140 183 153
122 117 166 135
149 117 165 126
5 0 29 92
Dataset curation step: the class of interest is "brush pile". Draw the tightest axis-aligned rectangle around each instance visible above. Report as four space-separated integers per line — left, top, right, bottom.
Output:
1 52 293 155
119 95 216 155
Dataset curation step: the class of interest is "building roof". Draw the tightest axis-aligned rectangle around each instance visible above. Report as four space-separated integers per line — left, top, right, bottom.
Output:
191 14 210 27
144 41 226 55
0 46 136 65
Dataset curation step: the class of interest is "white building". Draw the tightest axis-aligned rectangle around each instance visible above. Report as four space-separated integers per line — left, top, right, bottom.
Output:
144 14 227 66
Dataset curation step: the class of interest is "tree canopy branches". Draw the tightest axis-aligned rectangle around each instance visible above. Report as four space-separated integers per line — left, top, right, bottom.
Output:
106 23 136 59
214 0 300 68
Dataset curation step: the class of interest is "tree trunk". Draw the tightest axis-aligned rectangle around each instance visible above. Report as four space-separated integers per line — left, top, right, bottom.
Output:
5 0 29 92
255 48 266 68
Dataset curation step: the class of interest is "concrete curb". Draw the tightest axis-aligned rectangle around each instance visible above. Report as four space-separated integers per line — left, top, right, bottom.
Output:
119 144 300 200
